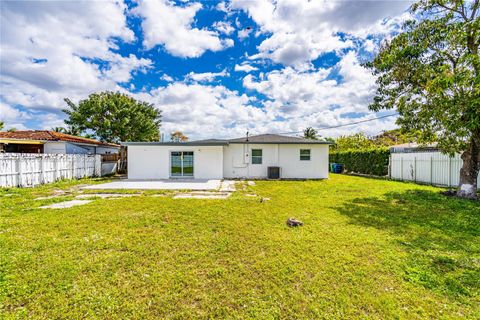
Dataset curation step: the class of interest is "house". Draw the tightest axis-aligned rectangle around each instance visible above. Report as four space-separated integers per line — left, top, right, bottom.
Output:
123 134 331 180
0 130 120 155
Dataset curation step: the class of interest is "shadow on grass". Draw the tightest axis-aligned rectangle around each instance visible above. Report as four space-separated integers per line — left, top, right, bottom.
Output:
334 189 480 300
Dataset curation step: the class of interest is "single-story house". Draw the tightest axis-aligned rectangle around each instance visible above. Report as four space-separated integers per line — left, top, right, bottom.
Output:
0 130 120 154
123 134 331 180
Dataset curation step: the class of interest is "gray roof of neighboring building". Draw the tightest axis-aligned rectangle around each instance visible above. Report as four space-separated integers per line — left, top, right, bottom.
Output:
390 142 438 153
122 134 332 146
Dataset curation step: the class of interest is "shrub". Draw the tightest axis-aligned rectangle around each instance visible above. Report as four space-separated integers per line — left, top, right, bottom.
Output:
329 148 390 176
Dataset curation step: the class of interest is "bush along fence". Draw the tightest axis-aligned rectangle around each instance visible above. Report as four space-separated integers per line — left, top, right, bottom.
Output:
0 153 101 188
329 148 390 176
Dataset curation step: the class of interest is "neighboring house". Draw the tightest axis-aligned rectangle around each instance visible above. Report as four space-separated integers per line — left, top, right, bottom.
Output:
0 130 119 154
124 134 331 180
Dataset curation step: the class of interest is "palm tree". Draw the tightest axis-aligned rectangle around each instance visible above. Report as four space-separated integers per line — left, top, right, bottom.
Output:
52 127 67 133
303 127 318 140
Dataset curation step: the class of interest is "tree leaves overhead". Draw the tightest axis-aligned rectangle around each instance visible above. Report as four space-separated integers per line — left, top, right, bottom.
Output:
63 91 162 143
366 0 479 155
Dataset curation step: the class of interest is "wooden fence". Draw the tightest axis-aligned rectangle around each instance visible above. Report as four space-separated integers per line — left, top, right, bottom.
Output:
0 153 101 188
390 151 480 189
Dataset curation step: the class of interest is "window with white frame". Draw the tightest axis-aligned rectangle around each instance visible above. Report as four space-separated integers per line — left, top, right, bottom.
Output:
251 149 263 164
300 149 311 161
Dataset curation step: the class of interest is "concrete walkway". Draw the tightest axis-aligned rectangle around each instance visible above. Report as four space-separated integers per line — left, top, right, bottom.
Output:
82 179 224 190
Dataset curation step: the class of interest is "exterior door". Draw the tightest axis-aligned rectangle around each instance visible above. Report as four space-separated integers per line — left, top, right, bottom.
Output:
170 151 194 177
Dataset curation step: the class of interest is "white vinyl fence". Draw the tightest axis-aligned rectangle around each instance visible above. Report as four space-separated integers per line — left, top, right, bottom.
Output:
390 152 480 189
0 154 101 188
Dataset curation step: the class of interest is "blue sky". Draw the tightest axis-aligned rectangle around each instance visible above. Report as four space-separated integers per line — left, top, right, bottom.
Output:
0 0 412 139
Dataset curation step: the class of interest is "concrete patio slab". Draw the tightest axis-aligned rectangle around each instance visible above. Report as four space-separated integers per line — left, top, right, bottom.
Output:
39 200 92 209
82 179 223 190
75 193 139 199
173 192 231 199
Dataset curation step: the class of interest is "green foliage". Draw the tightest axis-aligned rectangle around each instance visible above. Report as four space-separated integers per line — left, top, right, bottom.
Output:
366 0 480 156
0 121 4 130
51 126 82 136
63 91 162 143
330 148 390 176
331 129 419 152
333 132 376 151
1 176 479 318
303 127 318 140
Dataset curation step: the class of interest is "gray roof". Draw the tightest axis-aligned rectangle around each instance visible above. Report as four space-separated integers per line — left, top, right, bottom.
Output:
390 142 438 153
122 139 228 146
228 134 331 144
122 134 331 146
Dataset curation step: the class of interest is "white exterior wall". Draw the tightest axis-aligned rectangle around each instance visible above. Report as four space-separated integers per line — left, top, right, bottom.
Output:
223 143 329 179
127 145 224 180
44 142 119 155
44 142 67 154
96 146 120 154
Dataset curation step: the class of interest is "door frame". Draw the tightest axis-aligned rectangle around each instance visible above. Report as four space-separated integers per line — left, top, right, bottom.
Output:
169 151 194 178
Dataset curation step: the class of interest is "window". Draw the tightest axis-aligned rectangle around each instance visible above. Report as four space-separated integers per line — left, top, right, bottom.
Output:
251 149 262 164
300 149 311 161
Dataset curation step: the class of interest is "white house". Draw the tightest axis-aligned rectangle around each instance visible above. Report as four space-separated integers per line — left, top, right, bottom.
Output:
123 134 331 180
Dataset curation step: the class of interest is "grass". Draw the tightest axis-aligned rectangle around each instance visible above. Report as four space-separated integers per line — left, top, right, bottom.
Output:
0 174 479 319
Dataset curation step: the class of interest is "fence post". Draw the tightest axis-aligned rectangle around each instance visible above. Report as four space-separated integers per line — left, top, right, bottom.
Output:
84 155 87 178
40 156 45 184
72 156 75 179
17 157 22 187
54 157 58 182
430 156 433 185
400 157 403 181
448 156 452 187
414 156 417 182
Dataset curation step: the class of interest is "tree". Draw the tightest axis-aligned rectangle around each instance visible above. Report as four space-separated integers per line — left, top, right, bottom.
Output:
366 0 480 199
303 127 318 140
334 133 376 151
170 131 188 142
0 121 4 131
63 91 162 143
373 129 421 147
51 126 82 136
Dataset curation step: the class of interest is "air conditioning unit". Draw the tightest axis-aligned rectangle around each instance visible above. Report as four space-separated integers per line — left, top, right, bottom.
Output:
267 166 280 179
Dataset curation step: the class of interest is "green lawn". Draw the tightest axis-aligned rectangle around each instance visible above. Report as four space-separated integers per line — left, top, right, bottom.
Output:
1 175 479 319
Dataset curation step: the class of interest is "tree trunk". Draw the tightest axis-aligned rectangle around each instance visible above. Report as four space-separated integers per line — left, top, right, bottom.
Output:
457 138 480 199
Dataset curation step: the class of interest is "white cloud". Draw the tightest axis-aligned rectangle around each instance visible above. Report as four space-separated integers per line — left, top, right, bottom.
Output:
105 54 153 83
160 74 174 82
134 0 233 58
0 0 147 113
242 51 395 137
234 63 258 73
237 28 252 40
363 39 377 53
230 0 410 67
186 70 229 82
213 21 235 35
146 83 271 139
